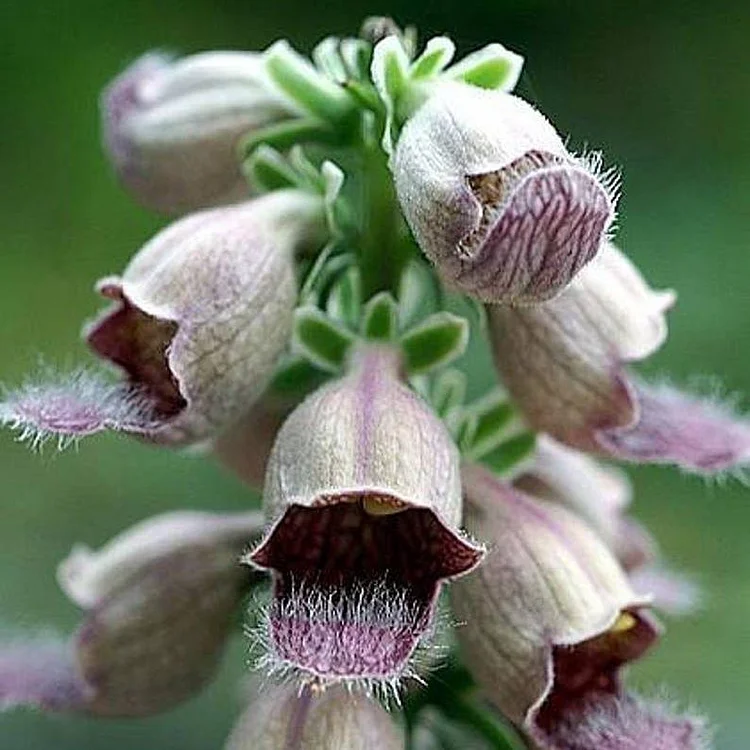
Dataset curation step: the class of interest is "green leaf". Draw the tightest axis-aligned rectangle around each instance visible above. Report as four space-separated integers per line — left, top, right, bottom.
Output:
464 393 515 460
361 292 398 340
482 432 537 476
340 38 373 81
265 40 355 125
431 369 467 420
293 307 356 372
243 145 300 192
312 36 347 82
326 267 362 329
240 118 336 158
401 312 469 375
398 260 440 328
411 36 456 79
445 43 524 92
270 356 328 396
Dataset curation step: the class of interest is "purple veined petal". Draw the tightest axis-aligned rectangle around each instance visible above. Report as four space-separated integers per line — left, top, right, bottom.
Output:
0 635 89 713
597 381 750 475
452 152 613 304
0 369 159 447
532 692 711 750
248 346 483 690
392 83 617 304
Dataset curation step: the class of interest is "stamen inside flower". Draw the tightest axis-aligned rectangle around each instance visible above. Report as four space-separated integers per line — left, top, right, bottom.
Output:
87 283 186 418
250 495 482 684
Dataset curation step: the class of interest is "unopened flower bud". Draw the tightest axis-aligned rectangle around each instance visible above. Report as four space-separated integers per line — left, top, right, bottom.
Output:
489 241 750 474
0 510 263 717
248 346 483 688
102 52 295 214
452 464 668 746
225 683 404 749
392 82 615 304
1 191 324 447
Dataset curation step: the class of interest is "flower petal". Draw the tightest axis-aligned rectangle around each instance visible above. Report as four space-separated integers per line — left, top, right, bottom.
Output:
0 369 157 447
533 693 711 750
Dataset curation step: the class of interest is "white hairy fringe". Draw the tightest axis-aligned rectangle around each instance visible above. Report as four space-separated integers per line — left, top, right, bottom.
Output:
244 576 451 707
0 367 158 450
645 373 750 485
575 146 622 239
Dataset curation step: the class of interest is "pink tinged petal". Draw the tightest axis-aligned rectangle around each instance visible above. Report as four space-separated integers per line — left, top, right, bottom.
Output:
451 152 613 304
393 83 616 304
533 693 711 750
489 244 750 473
597 382 750 474
224 682 405 750
630 566 703 617
101 51 293 215
514 436 658 571
249 346 482 686
0 369 158 446
251 501 480 683
84 192 320 446
451 465 657 732
4 511 263 718
0 636 89 712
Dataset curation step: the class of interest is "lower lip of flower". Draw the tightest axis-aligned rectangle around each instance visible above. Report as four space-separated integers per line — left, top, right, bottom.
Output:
250 496 481 683
534 608 659 730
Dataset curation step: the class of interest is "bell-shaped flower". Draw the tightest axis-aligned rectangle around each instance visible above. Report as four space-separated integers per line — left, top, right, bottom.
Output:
0 190 325 447
224 682 404 749
0 510 263 716
247 345 483 689
102 51 296 214
451 464 708 749
515 435 701 615
392 82 616 304
489 241 750 474
515 435 655 571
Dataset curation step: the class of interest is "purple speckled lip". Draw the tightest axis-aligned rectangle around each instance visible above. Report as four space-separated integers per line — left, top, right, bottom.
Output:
251 498 482 681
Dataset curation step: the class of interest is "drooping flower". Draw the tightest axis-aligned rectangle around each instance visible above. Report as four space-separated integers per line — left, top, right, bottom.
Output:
392 82 616 304
451 464 708 749
515 435 701 615
224 682 404 749
515 434 655 570
0 190 325 447
0 510 263 716
102 51 296 214
489 241 750 474
248 345 483 689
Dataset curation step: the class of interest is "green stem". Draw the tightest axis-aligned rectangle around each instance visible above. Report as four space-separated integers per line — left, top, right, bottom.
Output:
439 693 524 750
358 142 410 297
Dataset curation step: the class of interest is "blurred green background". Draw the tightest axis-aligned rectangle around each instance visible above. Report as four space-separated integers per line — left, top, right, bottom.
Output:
1 0 749 747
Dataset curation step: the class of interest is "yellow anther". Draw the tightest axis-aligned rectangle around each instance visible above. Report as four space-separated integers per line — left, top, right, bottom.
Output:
362 497 406 516
610 612 637 634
